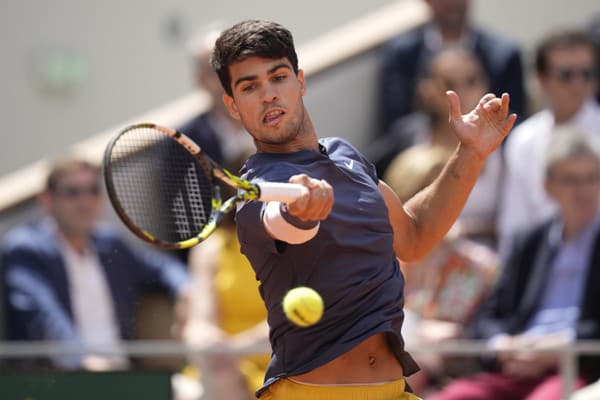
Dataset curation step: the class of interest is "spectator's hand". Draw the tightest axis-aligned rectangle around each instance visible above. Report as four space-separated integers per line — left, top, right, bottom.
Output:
171 288 192 341
447 91 517 159
501 351 557 380
287 174 334 222
182 321 228 348
419 319 462 343
82 355 129 371
494 334 525 363
496 333 564 380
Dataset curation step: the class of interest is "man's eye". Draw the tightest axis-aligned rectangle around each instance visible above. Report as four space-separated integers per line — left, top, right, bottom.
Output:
242 84 255 92
273 75 287 82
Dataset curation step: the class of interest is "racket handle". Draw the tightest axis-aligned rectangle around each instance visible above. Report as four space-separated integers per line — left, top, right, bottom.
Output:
257 182 307 203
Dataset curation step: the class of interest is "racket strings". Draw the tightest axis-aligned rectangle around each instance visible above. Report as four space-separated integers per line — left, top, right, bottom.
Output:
108 126 214 243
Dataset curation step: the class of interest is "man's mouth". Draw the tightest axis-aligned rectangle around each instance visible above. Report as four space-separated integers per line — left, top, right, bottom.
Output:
263 109 285 125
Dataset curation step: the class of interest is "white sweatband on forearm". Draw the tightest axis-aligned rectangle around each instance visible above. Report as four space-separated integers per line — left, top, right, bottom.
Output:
262 201 320 244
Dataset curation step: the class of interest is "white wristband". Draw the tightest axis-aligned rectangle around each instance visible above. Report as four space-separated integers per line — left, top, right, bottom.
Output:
262 201 320 244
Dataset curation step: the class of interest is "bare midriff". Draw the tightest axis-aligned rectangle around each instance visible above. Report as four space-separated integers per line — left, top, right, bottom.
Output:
290 332 404 384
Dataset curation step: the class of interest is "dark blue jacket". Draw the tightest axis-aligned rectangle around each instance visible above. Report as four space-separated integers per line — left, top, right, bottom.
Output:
467 220 600 380
178 112 223 165
379 23 526 132
1 219 188 343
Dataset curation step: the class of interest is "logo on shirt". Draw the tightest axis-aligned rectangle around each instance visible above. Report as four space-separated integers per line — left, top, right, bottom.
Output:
344 159 354 170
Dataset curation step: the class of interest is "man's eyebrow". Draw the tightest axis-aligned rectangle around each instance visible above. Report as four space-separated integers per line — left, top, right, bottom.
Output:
233 73 257 89
268 63 292 74
233 63 293 89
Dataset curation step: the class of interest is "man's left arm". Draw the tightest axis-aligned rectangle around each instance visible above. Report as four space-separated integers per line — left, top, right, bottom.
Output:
381 91 516 262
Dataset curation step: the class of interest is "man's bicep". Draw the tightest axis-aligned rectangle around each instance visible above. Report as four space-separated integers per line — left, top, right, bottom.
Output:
378 180 418 261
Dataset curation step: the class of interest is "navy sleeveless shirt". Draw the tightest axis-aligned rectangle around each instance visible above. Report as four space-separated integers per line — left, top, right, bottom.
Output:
235 137 419 396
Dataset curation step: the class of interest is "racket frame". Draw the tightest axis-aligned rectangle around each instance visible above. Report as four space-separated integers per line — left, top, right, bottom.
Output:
103 123 304 249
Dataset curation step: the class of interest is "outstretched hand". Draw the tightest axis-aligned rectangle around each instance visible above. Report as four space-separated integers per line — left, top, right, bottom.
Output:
447 91 517 159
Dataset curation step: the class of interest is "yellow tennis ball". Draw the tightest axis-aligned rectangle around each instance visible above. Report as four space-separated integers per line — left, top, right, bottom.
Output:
282 286 324 327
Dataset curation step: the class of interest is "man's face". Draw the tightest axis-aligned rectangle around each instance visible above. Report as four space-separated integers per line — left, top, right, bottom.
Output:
42 168 102 238
427 0 469 31
539 46 597 118
425 52 487 115
545 154 600 231
222 56 307 151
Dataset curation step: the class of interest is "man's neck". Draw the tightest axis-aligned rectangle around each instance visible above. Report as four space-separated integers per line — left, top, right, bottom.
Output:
256 112 319 154
554 108 579 125
60 232 89 255
433 20 468 43
553 99 588 124
439 27 465 43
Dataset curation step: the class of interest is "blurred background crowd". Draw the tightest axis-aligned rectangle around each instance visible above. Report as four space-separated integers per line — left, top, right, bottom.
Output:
1 0 600 399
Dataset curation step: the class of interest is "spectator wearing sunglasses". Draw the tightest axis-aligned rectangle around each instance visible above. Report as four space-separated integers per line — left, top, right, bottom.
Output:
498 30 600 259
1 158 190 370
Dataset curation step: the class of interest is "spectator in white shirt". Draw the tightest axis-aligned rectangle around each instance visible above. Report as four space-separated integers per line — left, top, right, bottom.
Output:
498 30 600 258
2 158 191 370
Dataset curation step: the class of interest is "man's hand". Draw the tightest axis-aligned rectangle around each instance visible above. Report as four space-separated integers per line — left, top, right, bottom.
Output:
286 174 334 222
447 91 517 159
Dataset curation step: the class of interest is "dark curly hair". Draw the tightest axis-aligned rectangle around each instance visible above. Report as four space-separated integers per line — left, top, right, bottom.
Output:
211 20 299 96
535 30 598 76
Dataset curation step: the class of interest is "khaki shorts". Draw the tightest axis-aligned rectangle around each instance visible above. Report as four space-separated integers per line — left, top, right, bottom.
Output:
259 377 423 400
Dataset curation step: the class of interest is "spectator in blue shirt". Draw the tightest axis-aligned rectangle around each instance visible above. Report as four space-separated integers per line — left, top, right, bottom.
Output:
430 127 600 400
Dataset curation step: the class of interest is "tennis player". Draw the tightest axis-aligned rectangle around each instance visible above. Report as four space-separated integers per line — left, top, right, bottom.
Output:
210 20 516 400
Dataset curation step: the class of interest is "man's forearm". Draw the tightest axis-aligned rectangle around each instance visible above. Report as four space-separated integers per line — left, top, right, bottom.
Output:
402 144 485 260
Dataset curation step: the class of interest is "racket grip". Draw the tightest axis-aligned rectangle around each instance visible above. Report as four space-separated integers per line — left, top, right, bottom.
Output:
257 182 307 203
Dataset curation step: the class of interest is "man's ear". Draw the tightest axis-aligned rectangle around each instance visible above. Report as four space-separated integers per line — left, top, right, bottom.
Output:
222 93 241 120
37 191 53 215
537 73 550 92
297 69 307 96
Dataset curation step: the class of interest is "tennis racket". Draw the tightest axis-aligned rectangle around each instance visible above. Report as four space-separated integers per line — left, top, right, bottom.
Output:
103 122 306 249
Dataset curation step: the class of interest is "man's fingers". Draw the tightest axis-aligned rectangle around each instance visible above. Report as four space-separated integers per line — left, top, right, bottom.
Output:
288 174 311 211
446 90 462 122
287 175 334 221
504 113 518 134
306 181 334 220
482 98 502 112
479 93 496 105
500 92 510 117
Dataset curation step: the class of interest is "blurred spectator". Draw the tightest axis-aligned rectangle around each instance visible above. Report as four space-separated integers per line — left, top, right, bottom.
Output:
378 0 525 133
586 14 600 104
384 145 500 397
1 158 190 370
179 28 255 170
380 46 504 245
174 28 256 265
182 158 267 399
498 29 600 258
429 129 600 400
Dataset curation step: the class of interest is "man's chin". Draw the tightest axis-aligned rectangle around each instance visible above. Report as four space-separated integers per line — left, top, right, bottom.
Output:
260 131 298 145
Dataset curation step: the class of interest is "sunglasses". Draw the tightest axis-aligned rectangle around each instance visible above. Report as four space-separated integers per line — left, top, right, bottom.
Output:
552 67 596 83
54 184 101 198
440 75 484 91
549 173 600 187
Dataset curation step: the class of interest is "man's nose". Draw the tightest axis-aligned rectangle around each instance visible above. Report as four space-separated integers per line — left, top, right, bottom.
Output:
262 83 278 103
